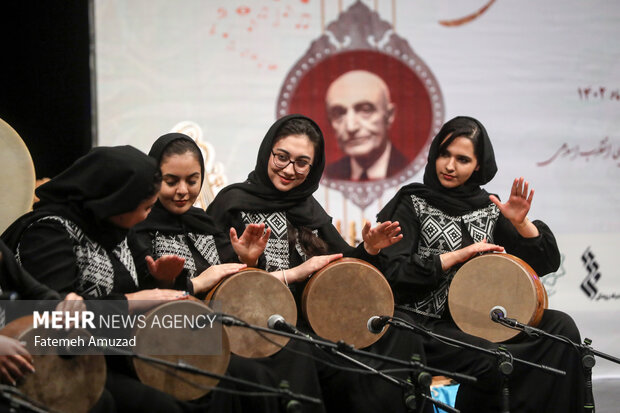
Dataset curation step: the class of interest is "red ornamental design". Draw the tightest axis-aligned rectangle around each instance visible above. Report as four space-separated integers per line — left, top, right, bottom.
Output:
276 1 444 208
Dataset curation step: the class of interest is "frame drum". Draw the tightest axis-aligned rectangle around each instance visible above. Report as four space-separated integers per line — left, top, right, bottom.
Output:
1 316 106 413
132 299 230 400
448 253 548 343
0 118 36 234
205 268 297 358
302 258 394 349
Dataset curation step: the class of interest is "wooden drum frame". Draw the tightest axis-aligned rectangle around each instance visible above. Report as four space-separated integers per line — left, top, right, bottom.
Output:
205 268 297 358
448 253 548 343
132 299 230 400
0 117 36 234
1 315 106 413
302 258 394 349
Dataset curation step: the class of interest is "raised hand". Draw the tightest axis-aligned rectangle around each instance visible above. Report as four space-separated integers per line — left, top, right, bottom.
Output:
489 177 540 237
361 221 403 255
191 263 247 295
145 255 186 285
489 177 533 226
230 224 271 266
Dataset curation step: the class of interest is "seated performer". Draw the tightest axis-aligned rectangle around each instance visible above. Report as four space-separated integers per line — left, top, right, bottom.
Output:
207 114 432 413
0 146 222 413
128 132 269 294
0 238 114 411
128 132 281 413
377 116 587 413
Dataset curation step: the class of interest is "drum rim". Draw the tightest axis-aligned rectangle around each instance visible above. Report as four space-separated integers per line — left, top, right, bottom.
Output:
301 257 395 349
0 117 36 234
206 268 297 358
448 253 547 343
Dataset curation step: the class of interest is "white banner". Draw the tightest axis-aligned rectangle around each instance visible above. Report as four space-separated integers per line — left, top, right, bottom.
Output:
95 0 620 377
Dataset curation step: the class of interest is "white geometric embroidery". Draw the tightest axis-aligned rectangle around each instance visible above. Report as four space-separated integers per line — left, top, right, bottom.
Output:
153 232 221 278
17 216 138 298
408 195 500 316
187 233 221 267
241 211 291 272
113 238 139 286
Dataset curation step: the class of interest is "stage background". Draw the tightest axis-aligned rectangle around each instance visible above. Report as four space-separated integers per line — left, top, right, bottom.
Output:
94 0 620 380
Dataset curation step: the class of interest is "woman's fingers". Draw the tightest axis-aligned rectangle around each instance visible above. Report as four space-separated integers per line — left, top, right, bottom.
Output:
261 227 272 241
12 354 35 376
145 255 156 271
327 253 343 263
229 227 239 243
220 263 247 275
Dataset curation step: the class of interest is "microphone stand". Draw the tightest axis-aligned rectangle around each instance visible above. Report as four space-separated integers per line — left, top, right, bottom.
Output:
494 315 620 413
100 344 322 407
286 324 445 413
387 316 567 413
224 315 476 413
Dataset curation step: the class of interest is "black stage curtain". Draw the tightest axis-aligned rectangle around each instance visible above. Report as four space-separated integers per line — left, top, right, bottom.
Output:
0 0 93 180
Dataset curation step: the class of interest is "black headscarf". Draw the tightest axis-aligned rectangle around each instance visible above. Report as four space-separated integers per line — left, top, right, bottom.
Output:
2 145 159 249
378 116 498 220
133 132 221 235
207 114 332 228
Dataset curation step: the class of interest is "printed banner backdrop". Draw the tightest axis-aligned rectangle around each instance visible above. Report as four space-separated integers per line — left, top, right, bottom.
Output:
95 0 620 377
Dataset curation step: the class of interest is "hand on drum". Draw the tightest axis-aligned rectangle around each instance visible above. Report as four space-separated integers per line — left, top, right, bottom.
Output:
0 335 35 386
191 263 248 295
55 292 87 331
440 238 504 271
284 253 343 283
362 220 403 255
230 224 271 266
489 177 540 237
145 254 186 286
125 288 190 313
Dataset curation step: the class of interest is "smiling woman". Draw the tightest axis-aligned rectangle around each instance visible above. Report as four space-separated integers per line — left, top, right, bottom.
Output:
206 114 427 413
127 132 280 413
267 122 319 192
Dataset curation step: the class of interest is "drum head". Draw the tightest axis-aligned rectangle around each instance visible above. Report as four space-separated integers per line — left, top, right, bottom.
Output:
208 269 297 358
5 319 107 413
0 117 36 233
133 300 230 400
302 258 394 349
448 253 546 343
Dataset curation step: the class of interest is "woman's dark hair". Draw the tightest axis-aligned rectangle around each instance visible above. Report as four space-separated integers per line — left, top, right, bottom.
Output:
274 118 328 256
161 138 202 163
437 119 482 160
273 118 322 154
287 220 329 257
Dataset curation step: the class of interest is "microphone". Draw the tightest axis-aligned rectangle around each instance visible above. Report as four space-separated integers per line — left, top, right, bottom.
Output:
489 305 507 322
489 306 541 337
367 315 390 334
267 314 299 335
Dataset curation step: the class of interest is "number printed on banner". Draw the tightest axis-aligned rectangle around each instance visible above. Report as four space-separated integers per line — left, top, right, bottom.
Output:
577 86 620 101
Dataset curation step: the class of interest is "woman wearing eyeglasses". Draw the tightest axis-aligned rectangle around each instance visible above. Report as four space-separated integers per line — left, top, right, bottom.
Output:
207 114 400 290
207 114 428 413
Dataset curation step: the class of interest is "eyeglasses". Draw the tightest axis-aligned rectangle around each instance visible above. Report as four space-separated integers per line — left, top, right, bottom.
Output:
271 151 312 174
